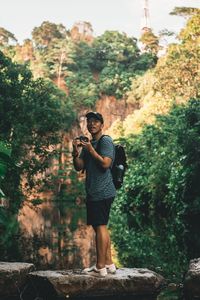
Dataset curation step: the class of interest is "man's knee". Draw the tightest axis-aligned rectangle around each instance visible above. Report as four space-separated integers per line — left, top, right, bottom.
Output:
96 225 107 233
92 225 108 235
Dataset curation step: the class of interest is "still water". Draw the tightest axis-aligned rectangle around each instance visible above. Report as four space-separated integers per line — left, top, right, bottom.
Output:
18 199 96 270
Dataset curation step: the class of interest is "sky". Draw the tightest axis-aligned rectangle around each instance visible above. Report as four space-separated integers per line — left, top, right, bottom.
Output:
0 0 200 44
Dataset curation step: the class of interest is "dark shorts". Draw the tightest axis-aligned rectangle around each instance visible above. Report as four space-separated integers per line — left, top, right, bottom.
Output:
86 197 114 226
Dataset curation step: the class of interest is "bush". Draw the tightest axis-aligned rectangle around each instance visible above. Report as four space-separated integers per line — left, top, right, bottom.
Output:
110 99 200 281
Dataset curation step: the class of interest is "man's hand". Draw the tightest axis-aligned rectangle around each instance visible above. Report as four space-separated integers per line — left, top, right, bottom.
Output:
80 140 93 152
72 138 79 157
72 137 85 171
81 140 112 169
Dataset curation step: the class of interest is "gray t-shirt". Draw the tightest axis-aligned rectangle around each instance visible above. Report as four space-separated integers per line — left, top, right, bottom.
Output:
80 135 116 201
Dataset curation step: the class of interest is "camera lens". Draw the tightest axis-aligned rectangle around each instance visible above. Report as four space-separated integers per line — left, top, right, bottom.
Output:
79 136 89 142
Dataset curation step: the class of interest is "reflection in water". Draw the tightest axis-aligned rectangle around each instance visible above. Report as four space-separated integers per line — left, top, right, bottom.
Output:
18 200 96 270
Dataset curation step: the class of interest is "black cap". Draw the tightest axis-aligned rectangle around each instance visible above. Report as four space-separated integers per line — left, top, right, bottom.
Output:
86 112 104 123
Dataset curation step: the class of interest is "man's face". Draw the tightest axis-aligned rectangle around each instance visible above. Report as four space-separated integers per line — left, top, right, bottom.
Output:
87 118 103 134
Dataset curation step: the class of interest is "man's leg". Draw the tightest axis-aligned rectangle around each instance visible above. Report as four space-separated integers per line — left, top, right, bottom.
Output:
95 225 110 269
105 231 113 265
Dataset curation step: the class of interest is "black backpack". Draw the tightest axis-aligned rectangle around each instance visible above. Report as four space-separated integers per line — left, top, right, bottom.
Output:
97 135 127 189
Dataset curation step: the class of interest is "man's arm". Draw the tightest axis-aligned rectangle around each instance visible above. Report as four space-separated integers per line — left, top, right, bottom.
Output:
87 147 112 169
81 138 113 169
72 140 85 171
73 156 85 171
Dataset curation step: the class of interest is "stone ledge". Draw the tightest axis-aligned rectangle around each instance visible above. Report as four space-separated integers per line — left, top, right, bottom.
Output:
184 258 200 299
0 262 35 297
0 262 166 299
28 267 165 299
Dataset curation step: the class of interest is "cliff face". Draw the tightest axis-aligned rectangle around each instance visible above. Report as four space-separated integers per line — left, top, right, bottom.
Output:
96 96 136 130
74 95 137 137
62 95 137 155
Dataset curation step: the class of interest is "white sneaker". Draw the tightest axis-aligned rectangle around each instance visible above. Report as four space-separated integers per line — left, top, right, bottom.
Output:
82 265 107 277
105 263 117 274
82 265 98 274
90 267 107 277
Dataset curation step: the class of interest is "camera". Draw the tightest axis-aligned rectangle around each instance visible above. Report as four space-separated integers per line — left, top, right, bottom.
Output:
75 135 89 146
79 135 89 142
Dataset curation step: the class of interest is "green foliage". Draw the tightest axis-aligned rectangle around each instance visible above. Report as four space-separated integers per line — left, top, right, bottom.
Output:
65 70 99 109
155 11 200 101
0 141 11 196
0 50 75 258
92 31 139 66
179 10 200 42
0 27 17 47
0 142 20 260
170 7 199 18
53 168 85 206
64 32 157 105
37 37 74 81
49 148 86 205
32 21 67 48
140 30 159 55
1 23 157 105
110 99 200 281
123 11 200 137
0 209 20 259
98 65 130 99
93 31 157 99
68 41 96 71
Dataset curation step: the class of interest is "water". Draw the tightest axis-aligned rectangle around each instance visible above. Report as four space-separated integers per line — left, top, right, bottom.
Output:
18 200 96 270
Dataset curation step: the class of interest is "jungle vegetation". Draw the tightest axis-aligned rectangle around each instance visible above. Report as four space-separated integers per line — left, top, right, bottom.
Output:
0 7 199 280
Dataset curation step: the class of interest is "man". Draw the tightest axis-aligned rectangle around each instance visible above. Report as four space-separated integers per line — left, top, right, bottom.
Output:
72 111 116 277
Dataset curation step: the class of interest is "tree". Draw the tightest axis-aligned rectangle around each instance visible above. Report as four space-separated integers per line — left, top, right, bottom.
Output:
140 29 160 55
0 141 11 197
110 99 200 280
121 10 200 137
0 50 75 258
30 22 76 85
41 37 74 83
92 31 157 98
170 7 199 18
14 39 35 63
154 11 200 101
32 21 67 48
92 31 140 69
178 10 200 42
0 27 17 47
70 21 94 43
